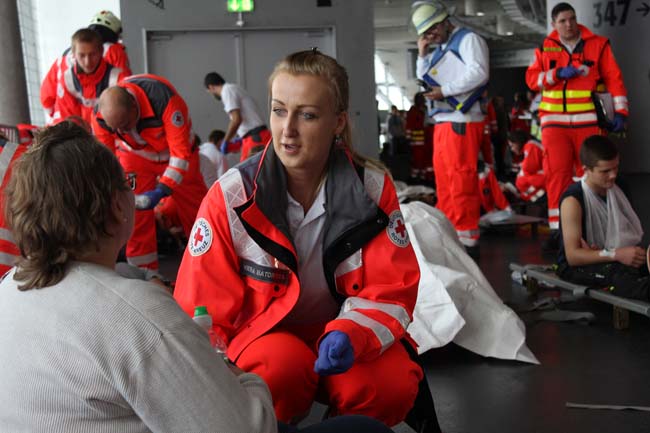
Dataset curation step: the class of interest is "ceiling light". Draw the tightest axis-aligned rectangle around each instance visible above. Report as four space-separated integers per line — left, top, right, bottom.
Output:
497 15 515 36
476 11 485 16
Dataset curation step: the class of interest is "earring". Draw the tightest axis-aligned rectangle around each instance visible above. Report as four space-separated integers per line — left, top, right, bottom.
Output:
334 134 343 147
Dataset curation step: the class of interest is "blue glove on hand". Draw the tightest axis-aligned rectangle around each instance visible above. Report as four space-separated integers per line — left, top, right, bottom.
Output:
557 66 580 80
219 138 243 154
219 139 229 154
314 331 354 376
609 113 626 132
134 186 168 210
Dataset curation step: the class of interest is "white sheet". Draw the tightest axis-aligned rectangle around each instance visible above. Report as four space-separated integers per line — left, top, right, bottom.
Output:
403 201 539 364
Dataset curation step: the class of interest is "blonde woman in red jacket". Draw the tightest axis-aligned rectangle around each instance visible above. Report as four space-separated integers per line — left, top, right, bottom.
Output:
174 50 422 427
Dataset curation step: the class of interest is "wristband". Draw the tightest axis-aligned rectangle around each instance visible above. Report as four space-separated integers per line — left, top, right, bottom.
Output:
599 248 616 259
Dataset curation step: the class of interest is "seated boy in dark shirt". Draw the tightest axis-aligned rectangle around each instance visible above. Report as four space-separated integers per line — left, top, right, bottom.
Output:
557 135 649 301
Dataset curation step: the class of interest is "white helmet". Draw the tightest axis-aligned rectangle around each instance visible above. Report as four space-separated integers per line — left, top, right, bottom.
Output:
89 10 122 34
411 1 449 36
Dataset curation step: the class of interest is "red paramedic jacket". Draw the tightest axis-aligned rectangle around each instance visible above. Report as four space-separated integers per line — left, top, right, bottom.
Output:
54 59 127 125
174 145 420 362
92 74 195 192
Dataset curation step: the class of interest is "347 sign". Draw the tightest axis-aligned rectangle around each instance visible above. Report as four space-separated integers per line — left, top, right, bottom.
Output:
593 0 649 27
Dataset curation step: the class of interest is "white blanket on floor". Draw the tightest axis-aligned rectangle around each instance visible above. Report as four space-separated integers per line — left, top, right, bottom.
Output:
402 201 539 364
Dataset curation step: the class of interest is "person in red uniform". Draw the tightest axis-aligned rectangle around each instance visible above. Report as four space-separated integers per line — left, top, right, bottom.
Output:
174 50 423 427
49 29 128 126
0 131 31 274
40 10 131 123
414 1 490 256
508 130 546 202
92 75 207 270
478 161 511 213
405 92 428 181
525 2 627 234
509 91 531 134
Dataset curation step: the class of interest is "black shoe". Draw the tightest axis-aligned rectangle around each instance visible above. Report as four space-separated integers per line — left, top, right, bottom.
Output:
465 245 480 261
542 230 560 252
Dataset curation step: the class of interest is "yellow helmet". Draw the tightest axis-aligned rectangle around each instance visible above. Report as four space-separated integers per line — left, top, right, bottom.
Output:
89 10 122 34
411 1 449 36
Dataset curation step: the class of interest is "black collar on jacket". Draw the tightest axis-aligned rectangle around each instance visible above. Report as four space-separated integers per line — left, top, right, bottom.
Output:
234 143 389 302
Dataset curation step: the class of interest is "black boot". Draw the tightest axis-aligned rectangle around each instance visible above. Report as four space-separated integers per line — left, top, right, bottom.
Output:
465 244 480 261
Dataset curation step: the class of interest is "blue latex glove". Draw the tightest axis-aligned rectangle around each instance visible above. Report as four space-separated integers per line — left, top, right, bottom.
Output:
219 138 243 154
609 113 626 132
556 66 580 80
134 186 168 210
314 331 354 376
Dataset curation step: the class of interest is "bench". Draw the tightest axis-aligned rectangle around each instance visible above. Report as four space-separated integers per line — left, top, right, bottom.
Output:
480 214 547 238
510 262 650 329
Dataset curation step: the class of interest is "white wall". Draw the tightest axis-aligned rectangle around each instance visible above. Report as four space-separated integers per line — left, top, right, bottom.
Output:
34 0 120 81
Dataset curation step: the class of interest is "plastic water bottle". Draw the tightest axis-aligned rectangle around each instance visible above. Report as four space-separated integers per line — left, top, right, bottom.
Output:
193 306 227 355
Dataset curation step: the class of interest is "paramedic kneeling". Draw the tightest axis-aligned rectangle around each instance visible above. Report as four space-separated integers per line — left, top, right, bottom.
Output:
557 135 649 301
174 49 422 427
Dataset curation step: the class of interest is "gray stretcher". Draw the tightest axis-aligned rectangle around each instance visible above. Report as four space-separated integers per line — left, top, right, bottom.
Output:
510 262 650 328
480 214 546 237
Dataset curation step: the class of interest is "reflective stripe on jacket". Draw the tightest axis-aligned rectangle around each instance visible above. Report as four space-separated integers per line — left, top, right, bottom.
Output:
56 60 125 125
405 106 425 146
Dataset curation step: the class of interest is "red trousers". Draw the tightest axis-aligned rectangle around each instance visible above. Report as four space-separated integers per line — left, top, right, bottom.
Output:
433 122 483 246
479 167 509 212
236 326 423 426
541 125 599 229
240 128 271 161
118 149 207 269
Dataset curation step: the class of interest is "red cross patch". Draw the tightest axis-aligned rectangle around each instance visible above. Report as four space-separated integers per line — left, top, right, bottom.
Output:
386 210 410 248
171 110 184 127
189 218 212 256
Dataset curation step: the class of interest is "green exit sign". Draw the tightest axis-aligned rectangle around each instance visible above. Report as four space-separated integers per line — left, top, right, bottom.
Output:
227 0 254 12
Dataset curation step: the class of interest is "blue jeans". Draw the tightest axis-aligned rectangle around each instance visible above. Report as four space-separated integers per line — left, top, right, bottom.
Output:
278 415 393 433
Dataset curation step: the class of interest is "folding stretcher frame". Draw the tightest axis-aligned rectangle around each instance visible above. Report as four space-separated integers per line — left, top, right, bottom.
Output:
510 262 650 330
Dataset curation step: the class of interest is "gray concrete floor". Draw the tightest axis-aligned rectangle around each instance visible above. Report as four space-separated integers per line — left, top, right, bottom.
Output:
160 222 650 433
424 227 650 433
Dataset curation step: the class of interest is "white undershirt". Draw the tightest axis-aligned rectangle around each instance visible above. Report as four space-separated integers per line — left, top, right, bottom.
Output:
281 181 340 325
220 83 265 138
198 141 228 187
560 31 582 54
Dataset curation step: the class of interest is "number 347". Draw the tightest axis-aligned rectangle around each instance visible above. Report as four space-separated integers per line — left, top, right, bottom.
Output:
594 0 630 27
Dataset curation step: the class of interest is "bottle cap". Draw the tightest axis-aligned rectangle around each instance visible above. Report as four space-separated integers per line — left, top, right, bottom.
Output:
193 305 208 317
